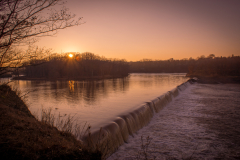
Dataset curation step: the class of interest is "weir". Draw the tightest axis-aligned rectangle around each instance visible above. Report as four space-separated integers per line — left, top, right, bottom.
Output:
81 79 195 158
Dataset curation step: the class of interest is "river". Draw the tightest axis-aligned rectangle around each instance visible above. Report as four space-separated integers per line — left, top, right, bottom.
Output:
2 73 188 131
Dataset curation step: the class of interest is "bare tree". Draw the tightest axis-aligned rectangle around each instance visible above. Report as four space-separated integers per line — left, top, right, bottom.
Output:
0 0 82 75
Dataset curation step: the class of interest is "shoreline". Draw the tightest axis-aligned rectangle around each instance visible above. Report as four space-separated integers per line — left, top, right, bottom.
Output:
198 76 240 84
186 74 240 84
10 73 240 83
12 74 129 81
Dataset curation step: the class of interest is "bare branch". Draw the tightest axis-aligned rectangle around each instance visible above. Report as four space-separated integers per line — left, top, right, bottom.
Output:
0 0 83 72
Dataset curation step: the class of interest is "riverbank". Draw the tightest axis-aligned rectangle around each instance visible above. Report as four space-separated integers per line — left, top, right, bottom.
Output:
0 84 101 160
186 73 240 84
196 76 240 84
108 83 240 159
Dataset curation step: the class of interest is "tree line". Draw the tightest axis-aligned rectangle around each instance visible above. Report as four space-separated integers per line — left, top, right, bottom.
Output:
19 53 240 79
129 54 240 77
129 58 190 73
186 55 240 77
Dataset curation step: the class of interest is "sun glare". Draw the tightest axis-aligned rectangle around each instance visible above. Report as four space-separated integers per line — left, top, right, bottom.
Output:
68 54 73 58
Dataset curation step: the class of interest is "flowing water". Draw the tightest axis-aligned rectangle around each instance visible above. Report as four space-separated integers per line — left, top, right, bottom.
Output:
2 73 188 131
108 83 240 160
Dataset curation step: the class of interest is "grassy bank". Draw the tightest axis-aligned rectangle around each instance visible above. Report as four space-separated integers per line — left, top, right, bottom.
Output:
0 84 101 160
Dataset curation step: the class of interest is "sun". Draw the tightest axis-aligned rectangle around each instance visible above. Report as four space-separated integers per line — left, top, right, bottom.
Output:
68 54 73 58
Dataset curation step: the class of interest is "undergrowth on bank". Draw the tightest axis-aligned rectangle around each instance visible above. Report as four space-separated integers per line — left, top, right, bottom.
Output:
40 107 90 139
39 107 117 160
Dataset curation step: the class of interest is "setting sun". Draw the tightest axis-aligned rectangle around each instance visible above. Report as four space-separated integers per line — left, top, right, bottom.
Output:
68 54 73 58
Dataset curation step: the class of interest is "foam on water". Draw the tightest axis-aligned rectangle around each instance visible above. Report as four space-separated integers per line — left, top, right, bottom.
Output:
107 82 240 160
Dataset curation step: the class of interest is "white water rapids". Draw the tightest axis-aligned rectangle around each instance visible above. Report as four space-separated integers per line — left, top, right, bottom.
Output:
108 83 240 160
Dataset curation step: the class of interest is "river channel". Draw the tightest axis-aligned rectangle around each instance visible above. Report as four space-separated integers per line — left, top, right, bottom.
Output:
3 73 188 131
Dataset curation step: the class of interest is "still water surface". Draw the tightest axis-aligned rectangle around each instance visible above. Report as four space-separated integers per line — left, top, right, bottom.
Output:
6 73 188 131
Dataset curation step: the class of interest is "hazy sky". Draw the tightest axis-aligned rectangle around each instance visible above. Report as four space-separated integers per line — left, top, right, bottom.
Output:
37 0 240 61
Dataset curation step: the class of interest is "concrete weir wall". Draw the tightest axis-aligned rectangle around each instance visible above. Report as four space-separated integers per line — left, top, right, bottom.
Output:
82 79 195 157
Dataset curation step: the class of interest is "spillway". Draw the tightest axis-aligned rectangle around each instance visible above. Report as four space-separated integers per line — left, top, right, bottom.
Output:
81 79 195 158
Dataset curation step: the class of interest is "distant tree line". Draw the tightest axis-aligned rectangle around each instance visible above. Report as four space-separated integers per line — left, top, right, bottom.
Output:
129 54 240 77
186 55 240 77
15 53 240 79
23 52 129 79
129 58 190 73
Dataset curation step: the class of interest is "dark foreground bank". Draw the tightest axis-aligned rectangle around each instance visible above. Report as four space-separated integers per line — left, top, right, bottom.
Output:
0 84 101 160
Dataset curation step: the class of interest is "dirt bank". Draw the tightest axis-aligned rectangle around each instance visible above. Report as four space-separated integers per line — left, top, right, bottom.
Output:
0 84 101 160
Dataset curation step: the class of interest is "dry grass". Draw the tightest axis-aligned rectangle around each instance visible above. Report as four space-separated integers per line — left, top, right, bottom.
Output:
39 108 117 160
40 107 91 141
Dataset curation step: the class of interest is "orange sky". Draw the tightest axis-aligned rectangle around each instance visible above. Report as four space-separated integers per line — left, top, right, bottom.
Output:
36 0 240 61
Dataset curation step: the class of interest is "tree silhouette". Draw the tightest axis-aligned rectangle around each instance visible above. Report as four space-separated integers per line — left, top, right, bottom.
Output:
23 52 130 79
0 0 82 75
